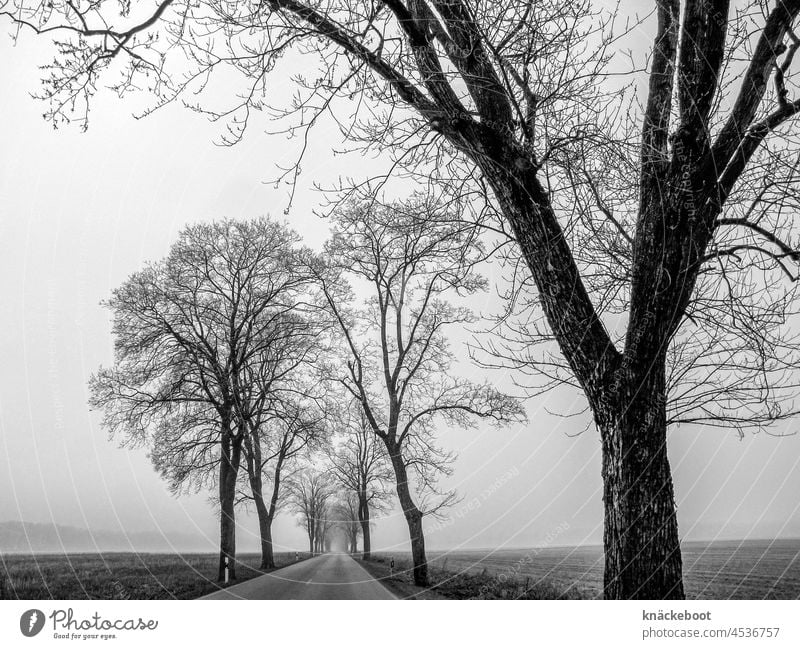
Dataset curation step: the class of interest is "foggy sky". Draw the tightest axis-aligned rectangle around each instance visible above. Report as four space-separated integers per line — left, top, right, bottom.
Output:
2 28 800 557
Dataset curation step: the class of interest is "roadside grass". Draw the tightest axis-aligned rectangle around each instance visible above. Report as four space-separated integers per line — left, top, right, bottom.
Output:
361 539 800 599
359 554 586 600
0 552 310 600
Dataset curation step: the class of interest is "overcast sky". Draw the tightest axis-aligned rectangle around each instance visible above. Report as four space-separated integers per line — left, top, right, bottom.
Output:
3 23 800 557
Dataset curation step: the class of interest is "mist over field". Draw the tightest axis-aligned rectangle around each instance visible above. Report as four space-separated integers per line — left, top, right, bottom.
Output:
0 521 212 553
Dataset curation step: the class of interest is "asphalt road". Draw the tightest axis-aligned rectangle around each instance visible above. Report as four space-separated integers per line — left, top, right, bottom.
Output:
200 553 396 600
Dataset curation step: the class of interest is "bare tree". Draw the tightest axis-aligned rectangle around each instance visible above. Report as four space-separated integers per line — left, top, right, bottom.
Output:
89 217 311 581
12 0 800 599
289 467 336 555
327 398 393 559
316 196 523 586
331 493 362 554
228 278 334 569
239 398 327 568
316 503 336 554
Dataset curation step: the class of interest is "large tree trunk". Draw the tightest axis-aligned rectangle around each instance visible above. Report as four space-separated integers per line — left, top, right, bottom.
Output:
386 442 428 586
244 433 283 570
359 488 371 560
217 424 242 582
480 159 685 599
257 508 275 570
597 357 684 599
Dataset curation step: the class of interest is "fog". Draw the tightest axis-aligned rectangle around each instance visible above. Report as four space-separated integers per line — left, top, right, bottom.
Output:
2 32 800 557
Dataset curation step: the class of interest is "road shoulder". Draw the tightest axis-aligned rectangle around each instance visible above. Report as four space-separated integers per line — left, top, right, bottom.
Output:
356 557 446 600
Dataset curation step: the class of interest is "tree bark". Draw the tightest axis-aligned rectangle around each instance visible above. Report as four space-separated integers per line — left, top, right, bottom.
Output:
386 442 428 586
359 487 371 560
477 156 685 599
244 433 283 570
597 356 684 599
257 509 275 570
217 420 242 582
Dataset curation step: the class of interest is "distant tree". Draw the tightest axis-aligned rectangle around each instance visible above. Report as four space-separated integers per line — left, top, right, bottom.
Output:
331 493 362 554
89 218 311 581
317 506 335 554
239 398 327 569
289 468 335 555
229 287 333 570
316 196 524 586
327 399 393 559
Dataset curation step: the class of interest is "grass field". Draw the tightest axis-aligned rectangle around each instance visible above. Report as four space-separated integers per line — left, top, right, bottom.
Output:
0 552 309 599
371 539 800 599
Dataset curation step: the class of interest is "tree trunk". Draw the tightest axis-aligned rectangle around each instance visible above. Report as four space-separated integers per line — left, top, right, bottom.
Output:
358 489 372 561
481 160 685 599
598 358 684 599
386 442 428 586
359 489 371 560
244 433 283 571
257 512 275 570
217 424 242 582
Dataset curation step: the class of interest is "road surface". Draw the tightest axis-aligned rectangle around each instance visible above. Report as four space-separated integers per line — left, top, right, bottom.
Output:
200 553 396 600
